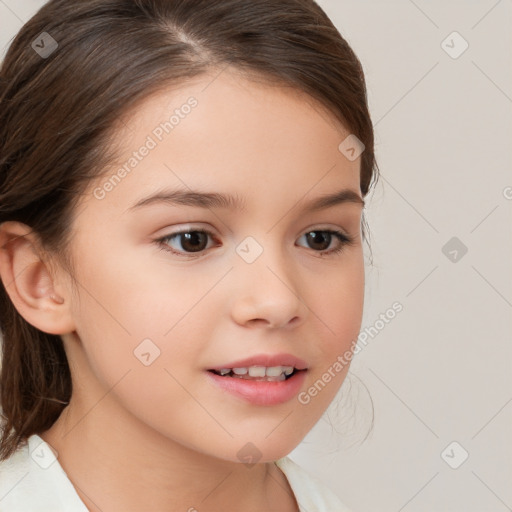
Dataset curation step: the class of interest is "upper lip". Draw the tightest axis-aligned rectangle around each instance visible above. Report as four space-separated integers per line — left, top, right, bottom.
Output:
207 353 309 371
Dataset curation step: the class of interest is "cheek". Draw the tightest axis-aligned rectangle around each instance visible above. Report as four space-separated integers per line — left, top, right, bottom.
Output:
296 253 364 414
70 279 207 382
68 241 219 388
67 272 219 449
315 252 365 354
71 236 208 336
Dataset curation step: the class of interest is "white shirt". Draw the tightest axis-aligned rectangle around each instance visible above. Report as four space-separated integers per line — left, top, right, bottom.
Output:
0 434 353 511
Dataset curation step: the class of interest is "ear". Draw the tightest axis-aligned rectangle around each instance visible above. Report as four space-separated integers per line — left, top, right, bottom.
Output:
0 221 76 335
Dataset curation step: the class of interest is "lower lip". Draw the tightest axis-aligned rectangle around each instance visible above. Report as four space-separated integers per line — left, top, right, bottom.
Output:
205 370 307 406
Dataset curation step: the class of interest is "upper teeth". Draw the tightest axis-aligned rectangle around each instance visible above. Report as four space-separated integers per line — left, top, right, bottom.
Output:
218 366 294 377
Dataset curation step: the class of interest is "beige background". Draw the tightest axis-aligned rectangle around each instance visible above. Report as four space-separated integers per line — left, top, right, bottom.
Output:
1 1 511 511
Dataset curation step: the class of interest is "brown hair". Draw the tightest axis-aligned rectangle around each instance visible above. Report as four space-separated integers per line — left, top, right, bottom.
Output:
0 0 379 460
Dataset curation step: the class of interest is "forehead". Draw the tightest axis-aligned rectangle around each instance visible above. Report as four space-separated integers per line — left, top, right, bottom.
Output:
116 67 349 142
83 68 361 214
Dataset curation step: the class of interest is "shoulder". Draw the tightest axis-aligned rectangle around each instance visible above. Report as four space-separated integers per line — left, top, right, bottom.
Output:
0 437 32 498
275 456 355 512
0 434 88 512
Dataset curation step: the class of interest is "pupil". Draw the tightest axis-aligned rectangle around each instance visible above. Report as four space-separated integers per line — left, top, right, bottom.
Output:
182 232 207 252
307 231 330 251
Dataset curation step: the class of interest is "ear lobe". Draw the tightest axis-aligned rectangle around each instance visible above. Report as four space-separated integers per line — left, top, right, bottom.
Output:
0 221 75 335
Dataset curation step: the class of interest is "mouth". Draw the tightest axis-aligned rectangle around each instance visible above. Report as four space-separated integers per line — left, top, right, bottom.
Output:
205 365 308 406
207 365 304 382
205 354 309 405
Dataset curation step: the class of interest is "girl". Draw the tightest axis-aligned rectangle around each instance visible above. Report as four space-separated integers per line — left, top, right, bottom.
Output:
0 0 379 510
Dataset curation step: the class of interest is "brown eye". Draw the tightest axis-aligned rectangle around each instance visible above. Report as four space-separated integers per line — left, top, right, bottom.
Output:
157 229 215 256
304 231 332 251
176 232 209 253
297 229 354 256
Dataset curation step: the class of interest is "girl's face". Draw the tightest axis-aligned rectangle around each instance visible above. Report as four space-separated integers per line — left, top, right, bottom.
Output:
59 68 365 462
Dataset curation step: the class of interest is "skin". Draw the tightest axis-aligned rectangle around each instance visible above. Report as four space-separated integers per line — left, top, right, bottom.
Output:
0 67 365 511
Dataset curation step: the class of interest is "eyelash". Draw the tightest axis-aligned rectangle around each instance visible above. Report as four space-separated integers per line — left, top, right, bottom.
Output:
155 227 356 259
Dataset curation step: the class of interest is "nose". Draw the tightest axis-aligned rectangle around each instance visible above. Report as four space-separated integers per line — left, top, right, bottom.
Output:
229 242 307 330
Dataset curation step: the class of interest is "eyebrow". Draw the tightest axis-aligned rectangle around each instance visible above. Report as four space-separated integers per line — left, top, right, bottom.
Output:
127 187 364 213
